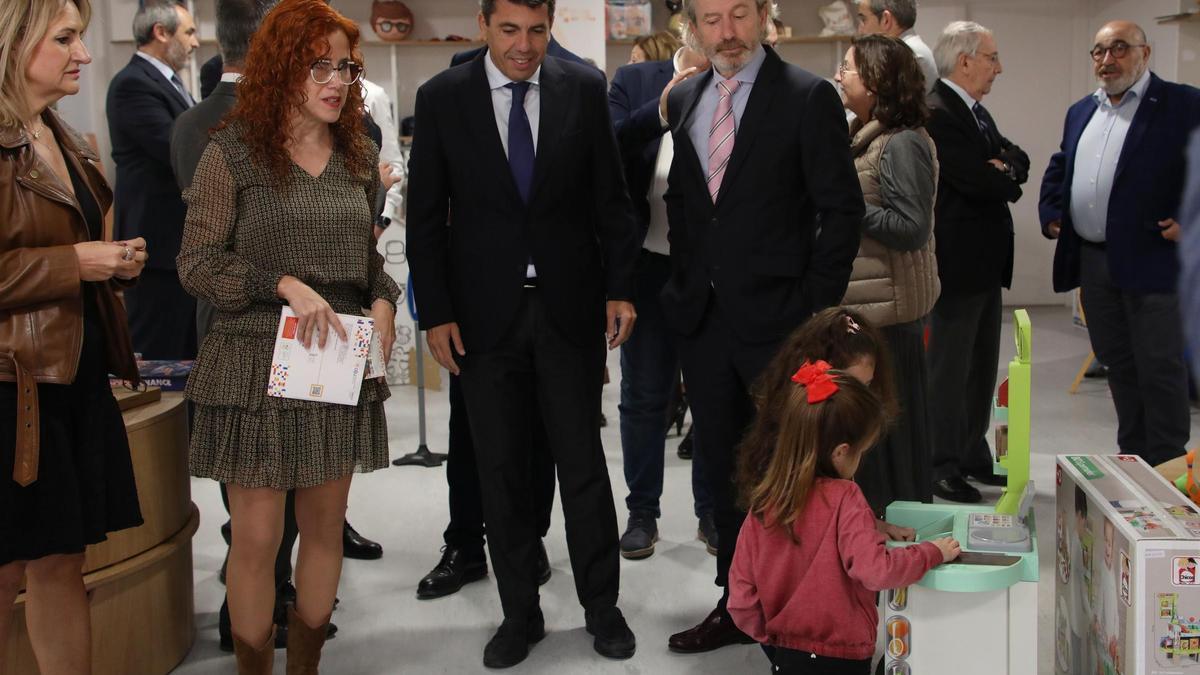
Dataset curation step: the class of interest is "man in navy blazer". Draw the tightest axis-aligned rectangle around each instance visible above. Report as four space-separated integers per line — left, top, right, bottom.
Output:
106 0 198 360
1040 20 1200 465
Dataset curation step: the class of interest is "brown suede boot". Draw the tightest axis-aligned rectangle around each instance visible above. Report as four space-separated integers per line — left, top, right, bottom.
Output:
232 627 275 675
286 604 330 675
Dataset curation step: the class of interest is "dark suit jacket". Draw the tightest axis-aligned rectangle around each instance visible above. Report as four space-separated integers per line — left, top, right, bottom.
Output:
406 53 639 352
450 37 589 69
171 80 236 191
200 54 223 100
661 46 864 343
107 54 192 270
1038 72 1200 294
608 60 674 244
926 79 1027 295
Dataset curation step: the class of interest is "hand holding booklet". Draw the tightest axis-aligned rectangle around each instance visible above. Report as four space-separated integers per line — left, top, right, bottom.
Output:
267 307 386 406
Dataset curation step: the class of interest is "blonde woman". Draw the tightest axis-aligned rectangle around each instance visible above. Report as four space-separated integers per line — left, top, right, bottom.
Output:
0 0 148 672
630 30 682 64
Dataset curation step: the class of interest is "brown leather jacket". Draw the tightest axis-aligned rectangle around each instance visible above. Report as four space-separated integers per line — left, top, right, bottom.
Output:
0 110 139 486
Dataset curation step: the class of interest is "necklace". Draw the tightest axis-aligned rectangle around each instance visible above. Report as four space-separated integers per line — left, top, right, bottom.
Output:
26 121 45 141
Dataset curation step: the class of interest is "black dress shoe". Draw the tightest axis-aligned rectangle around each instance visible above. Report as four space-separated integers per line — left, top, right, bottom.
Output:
1084 361 1108 378
619 513 658 560
697 513 718 556
667 606 756 653
417 546 488 599
677 425 694 459
343 520 383 560
535 540 551 586
585 606 636 659
932 477 982 504
483 609 545 669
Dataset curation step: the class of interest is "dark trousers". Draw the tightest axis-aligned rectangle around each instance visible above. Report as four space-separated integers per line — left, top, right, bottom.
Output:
443 374 555 557
679 299 781 596
1079 243 1191 465
458 290 619 619
619 251 713 519
124 267 197 360
929 287 1002 481
771 648 872 674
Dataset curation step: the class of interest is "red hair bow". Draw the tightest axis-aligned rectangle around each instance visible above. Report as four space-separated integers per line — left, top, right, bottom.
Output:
791 359 839 403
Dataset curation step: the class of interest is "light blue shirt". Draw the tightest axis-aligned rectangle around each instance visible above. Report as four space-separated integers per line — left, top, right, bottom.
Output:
687 45 767 170
1069 68 1152 243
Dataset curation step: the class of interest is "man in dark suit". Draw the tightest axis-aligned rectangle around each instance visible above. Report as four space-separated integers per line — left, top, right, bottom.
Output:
608 46 718 560
106 0 199 361
661 0 864 654
925 21 1029 504
407 0 640 667
1040 21 1200 465
413 36 582 605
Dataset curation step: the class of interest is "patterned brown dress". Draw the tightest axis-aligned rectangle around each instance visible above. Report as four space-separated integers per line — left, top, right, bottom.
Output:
178 125 399 489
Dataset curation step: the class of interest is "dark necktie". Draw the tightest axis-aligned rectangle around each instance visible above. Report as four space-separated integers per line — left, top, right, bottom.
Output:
972 101 997 147
506 81 535 204
171 73 195 108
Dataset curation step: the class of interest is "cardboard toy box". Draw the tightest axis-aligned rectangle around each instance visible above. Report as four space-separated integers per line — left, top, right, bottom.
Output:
1056 455 1200 675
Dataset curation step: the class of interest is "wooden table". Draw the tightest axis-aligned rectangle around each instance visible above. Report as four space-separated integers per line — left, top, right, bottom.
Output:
3 392 197 675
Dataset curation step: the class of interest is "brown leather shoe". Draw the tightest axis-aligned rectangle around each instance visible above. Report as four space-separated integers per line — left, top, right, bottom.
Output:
667 606 756 653
286 605 330 675
233 627 275 675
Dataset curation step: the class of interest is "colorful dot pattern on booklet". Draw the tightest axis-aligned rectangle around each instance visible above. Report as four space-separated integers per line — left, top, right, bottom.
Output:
268 363 290 397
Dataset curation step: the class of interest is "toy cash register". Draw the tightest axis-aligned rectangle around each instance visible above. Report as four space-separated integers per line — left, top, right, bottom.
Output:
877 310 1039 675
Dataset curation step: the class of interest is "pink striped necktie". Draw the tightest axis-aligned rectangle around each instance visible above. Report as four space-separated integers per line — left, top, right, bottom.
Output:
707 78 741 202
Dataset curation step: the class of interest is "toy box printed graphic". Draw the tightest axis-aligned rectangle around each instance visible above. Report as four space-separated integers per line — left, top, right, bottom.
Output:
267 307 379 406
1056 455 1200 675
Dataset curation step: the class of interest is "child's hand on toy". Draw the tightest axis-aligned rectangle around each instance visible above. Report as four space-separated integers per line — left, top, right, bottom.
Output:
877 520 916 542
932 537 961 563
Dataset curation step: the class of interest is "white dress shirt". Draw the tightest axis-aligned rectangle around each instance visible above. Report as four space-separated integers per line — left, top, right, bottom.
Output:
484 50 541 277
645 128 673 256
900 29 939 94
362 78 405 224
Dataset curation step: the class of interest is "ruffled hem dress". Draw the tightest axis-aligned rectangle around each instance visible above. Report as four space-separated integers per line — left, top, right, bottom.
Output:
178 125 400 490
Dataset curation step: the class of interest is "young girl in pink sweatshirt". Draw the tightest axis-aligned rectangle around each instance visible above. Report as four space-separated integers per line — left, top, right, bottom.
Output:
728 361 960 674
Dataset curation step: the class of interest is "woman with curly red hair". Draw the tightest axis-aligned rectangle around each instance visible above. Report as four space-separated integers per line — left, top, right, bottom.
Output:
176 0 399 671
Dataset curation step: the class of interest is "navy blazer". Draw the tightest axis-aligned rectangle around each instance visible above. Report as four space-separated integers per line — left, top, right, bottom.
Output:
450 37 589 69
608 60 673 245
661 46 863 343
407 52 638 351
106 54 192 270
1039 72 1200 294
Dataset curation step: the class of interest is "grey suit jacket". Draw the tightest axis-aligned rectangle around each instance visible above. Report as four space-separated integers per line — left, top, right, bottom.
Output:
171 80 237 191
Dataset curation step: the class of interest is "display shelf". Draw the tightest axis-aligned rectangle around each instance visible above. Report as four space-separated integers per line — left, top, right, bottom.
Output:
1156 11 1200 24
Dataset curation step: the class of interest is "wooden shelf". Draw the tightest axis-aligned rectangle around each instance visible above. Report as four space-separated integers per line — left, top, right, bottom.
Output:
1156 11 1200 24
362 39 484 46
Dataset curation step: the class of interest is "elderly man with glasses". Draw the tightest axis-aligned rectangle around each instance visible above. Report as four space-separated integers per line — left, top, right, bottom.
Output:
924 20 1029 504
1039 20 1200 467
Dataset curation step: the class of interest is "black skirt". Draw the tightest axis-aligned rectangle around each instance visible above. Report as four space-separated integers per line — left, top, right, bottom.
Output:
0 286 143 565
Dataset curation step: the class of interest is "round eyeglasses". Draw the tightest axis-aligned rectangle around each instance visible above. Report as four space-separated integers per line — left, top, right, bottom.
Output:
1090 41 1145 62
310 59 363 86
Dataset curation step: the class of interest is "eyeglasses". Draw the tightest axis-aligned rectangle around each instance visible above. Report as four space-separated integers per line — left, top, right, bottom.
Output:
1090 41 1145 61
973 50 1000 66
837 62 858 78
310 59 363 86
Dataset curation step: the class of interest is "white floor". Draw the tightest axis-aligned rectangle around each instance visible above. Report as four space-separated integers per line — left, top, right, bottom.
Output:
172 306 1200 675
